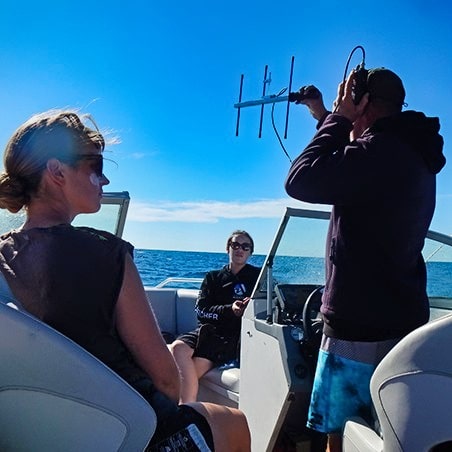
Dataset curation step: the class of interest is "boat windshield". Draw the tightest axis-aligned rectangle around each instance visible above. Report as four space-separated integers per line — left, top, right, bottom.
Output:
252 207 452 314
0 191 130 238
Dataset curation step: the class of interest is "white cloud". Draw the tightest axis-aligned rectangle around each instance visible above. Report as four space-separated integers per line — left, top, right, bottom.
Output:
129 152 146 160
128 198 330 223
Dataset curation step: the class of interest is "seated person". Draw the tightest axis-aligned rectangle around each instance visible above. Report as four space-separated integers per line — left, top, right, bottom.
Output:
0 110 251 452
169 231 260 403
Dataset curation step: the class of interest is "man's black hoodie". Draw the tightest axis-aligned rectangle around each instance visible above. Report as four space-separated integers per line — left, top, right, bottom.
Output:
285 111 446 341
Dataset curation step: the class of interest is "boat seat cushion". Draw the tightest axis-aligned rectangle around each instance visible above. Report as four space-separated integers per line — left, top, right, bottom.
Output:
198 367 240 408
202 367 240 393
0 302 156 451
176 288 199 335
146 288 178 335
145 287 240 407
146 288 198 338
370 314 452 451
343 313 452 452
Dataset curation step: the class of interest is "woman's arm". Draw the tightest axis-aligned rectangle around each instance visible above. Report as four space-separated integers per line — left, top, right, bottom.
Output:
115 253 180 402
195 272 237 324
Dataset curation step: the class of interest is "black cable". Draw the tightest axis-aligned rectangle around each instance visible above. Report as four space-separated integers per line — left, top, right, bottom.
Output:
271 87 293 163
333 45 366 112
342 45 366 84
272 45 366 162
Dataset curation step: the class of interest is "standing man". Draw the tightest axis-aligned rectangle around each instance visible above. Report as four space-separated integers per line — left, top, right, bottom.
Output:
285 68 446 451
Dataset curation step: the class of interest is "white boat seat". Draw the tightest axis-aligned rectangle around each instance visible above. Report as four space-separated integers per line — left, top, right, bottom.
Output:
198 367 240 408
145 286 241 407
145 288 198 337
343 313 452 452
0 302 157 451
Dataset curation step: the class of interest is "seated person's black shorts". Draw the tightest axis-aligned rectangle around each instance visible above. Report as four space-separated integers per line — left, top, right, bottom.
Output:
130 377 214 451
177 325 239 365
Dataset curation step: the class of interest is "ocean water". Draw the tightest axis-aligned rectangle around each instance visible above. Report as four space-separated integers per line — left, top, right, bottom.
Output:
134 249 452 298
134 249 266 287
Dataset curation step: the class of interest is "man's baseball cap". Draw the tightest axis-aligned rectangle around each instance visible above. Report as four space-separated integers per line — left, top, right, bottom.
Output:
367 68 406 108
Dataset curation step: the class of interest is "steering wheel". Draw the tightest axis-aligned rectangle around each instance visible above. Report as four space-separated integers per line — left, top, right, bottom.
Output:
302 286 324 342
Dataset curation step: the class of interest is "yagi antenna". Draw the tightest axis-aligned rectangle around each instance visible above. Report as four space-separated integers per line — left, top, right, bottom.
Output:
235 56 299 138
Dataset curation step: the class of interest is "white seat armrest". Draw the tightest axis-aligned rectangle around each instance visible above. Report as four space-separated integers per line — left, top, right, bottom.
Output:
343 417 383 452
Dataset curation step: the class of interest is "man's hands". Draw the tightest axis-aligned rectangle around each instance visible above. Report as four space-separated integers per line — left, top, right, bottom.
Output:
333 70 369 123
296 73 370 139
294 85 328 121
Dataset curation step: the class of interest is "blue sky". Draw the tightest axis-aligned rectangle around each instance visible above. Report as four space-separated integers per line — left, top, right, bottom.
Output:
0 1 450 254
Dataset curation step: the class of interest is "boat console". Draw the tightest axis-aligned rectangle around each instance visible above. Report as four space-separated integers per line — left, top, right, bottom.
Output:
274 283 318 324
240 206 452 451
239 209 330 451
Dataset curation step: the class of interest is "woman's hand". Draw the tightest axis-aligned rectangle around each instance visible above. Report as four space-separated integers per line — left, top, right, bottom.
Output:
232 297 250 317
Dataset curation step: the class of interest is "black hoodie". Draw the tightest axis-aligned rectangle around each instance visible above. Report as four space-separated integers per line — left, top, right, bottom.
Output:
285 111 445 340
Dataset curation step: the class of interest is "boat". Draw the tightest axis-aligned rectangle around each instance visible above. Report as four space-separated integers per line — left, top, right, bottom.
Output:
0 191 451 451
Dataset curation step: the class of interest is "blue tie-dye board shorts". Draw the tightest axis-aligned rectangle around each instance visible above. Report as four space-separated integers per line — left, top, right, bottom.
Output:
307 334 399 433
